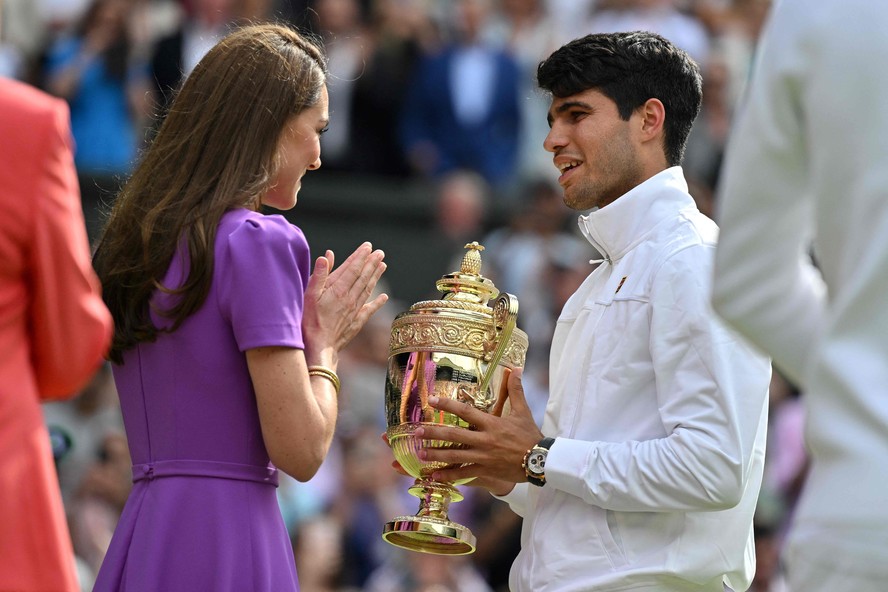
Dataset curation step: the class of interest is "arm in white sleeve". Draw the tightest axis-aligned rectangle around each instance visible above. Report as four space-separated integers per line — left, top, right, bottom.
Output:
546 249 771 512
711 2 826 388
493 482 530 518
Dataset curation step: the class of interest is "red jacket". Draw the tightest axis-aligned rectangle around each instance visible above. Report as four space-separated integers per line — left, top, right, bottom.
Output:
0 77 113 592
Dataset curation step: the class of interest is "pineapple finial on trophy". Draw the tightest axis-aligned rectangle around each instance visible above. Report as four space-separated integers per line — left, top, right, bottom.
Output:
461 241 484 275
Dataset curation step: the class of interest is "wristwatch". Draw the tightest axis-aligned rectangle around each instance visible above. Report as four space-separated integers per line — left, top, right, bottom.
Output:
523 437 555 487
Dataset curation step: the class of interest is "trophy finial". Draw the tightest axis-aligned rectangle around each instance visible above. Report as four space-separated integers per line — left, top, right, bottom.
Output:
461 242 485 276
435 240 497 304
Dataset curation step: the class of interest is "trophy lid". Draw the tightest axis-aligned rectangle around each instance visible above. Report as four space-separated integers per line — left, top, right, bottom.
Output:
433 242 498 306
389 241 527 368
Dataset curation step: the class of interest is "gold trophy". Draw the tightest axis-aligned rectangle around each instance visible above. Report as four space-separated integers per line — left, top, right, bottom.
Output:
382 242 528 555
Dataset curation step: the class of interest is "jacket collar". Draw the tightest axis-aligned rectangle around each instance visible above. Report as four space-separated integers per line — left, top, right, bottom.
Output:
578 167 695 263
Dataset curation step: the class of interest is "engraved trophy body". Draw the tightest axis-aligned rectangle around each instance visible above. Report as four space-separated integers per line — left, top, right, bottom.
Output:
383 242 527 555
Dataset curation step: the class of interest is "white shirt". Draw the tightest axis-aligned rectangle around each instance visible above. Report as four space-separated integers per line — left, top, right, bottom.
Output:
500 168 771 591
712 0 888 581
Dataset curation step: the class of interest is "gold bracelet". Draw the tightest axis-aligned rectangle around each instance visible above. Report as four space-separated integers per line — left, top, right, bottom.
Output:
307 365 341 395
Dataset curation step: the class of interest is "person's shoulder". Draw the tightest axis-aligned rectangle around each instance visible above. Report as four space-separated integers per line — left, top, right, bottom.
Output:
221 209 307 249
216 209 311 289
0 78 66 125
643 200 716 275
678 205 718 247
0 79 69 171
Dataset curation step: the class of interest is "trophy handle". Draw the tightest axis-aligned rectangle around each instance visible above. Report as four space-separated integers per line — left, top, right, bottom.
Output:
478 293 519 396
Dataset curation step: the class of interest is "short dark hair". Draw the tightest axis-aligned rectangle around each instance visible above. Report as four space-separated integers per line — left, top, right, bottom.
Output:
537 31 702 166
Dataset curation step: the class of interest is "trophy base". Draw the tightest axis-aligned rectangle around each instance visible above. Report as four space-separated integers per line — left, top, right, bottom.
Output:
383 515 476 555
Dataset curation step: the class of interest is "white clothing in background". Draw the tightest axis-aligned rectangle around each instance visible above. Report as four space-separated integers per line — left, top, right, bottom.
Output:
712 1 888 589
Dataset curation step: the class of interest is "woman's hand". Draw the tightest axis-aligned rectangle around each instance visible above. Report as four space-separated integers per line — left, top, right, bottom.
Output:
301 242 387 367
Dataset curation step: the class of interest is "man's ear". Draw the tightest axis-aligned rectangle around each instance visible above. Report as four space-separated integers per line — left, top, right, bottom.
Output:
637 98 666 141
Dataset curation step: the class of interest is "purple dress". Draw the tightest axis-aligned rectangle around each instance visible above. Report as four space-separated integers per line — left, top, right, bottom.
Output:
94 209 310 591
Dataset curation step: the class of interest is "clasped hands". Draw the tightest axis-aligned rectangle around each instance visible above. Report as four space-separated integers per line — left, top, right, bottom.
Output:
302 242 387 358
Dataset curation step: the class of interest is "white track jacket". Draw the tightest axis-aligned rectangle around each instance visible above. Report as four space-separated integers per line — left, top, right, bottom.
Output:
500 167 771 591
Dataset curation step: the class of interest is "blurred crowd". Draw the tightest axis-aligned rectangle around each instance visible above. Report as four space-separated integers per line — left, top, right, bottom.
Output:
0 0 809 590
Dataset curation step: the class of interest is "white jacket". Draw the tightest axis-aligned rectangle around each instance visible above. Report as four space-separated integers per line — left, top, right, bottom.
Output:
500 168 771 592
712 0 888 580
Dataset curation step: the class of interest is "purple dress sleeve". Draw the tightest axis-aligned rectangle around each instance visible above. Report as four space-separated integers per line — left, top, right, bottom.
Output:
218 214 311 351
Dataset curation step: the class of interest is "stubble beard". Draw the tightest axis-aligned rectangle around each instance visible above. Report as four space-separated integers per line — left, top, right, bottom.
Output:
567 134 643 211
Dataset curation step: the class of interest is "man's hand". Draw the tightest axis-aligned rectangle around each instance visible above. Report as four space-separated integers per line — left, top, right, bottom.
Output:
414 368 544 495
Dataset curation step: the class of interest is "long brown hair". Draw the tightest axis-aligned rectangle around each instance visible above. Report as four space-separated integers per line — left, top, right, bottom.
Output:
94 24 327 364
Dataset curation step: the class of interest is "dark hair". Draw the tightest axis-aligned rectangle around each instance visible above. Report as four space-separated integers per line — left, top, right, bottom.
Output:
94 24 327 364
537 31 702 166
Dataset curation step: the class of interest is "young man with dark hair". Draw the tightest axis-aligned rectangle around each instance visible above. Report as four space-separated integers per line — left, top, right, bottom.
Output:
416 31 772 592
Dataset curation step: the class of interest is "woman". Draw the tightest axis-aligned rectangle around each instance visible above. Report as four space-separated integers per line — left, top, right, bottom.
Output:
91 24 387 591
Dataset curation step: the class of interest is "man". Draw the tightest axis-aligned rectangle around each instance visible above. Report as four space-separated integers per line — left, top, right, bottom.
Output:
414 32 771 591
399 0 522 190
711 2 888 590
0 75 113 590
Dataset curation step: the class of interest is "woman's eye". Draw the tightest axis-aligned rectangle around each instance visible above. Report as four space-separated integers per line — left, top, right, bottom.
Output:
319 126 329 136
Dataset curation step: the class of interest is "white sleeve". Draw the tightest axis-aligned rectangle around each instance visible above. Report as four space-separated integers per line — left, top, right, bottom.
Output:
493 482 530 517
711 1 827 388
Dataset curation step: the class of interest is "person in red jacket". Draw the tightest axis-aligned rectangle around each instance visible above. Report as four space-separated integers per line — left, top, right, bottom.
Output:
0 76 113 592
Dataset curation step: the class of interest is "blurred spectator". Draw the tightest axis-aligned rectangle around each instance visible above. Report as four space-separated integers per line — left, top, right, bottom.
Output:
44 364 128 589
292 514 347 592
431 169 491 274
43 0 154 242
706 0 771 111
545 0 599 45
44 0 152 176
683 53 732 195
150 0 236 117
469 484 522 592
589 0 711 64
0 0 44 78
400 0 522 192
343 0 436 177
236 0 276 21
364 551 494 592
336 294 401 435
312 0 367 171
330 426 409 588
38 0 94 30
749 372 806 592
520 232 595 404
69 431 132 581
484 0 560 183
0 74 113 592
43 363 124 506
481 178 579 366
762 377 807 521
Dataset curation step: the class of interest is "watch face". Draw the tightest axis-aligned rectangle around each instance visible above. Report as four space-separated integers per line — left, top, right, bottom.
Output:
527 449 547 476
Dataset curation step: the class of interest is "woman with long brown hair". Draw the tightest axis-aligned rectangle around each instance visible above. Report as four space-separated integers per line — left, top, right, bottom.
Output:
91 23 387 591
